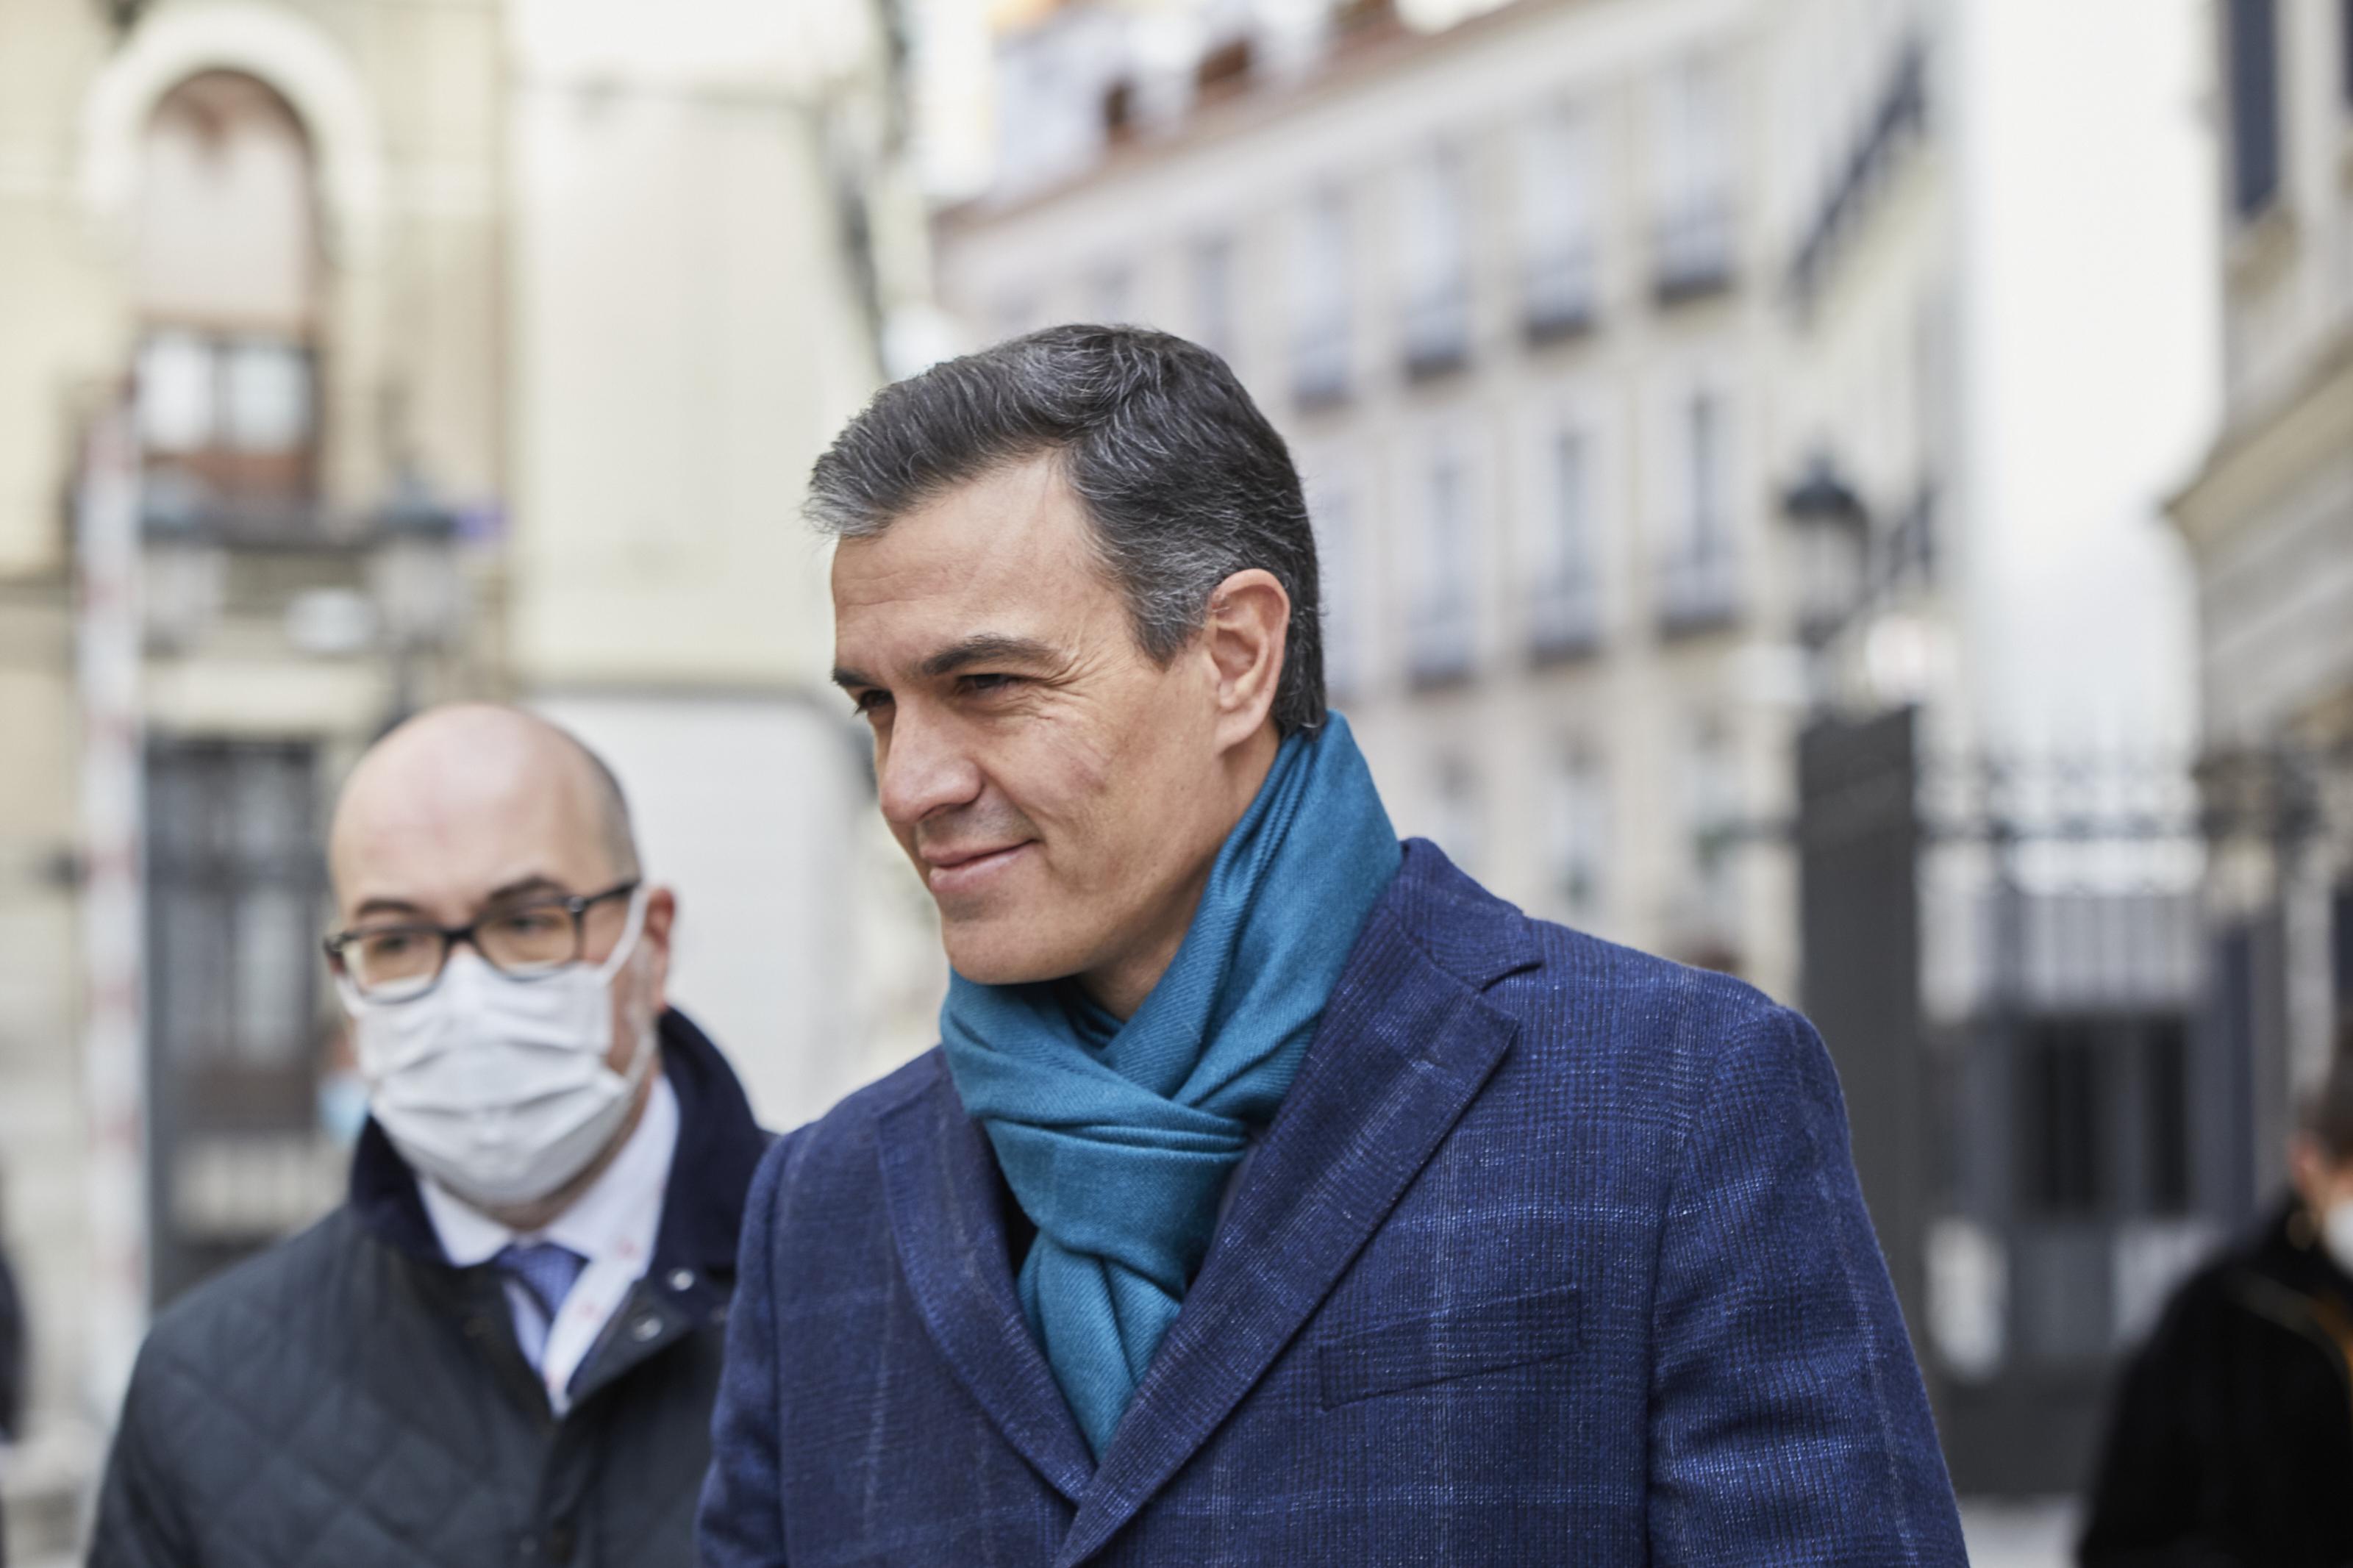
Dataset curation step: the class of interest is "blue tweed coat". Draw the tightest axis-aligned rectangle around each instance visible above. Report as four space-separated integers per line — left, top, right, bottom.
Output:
700 841 1965 1566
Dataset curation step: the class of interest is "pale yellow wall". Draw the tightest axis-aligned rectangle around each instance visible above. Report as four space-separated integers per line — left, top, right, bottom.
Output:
502 71 881 692
0 1 119 581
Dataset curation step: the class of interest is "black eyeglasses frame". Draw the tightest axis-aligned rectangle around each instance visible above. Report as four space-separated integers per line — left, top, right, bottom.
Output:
323 879 641 1001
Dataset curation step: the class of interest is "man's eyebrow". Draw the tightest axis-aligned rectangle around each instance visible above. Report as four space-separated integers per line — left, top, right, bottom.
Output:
350 897 426 923
831 635 1061 692
916 634 1060 681
482 875 571 904
349 876 571 926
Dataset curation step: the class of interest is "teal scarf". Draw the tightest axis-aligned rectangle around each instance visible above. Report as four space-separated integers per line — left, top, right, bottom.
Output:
940 715 1399 1456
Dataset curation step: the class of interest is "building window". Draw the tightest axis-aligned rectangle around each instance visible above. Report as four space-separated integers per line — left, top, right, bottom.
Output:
1291 190 1354 407
1195 36 1253 106
1544 744 1609 925
1657 389 1739 632
2020 1025 2105 1217
1102 79 1139 146
1401 146 1473 378
1674 720 1742 967
2227 0 2281 218
2332 880 2353 1007
2343 0 2353 106
2015 1018 2195 1222
138 333 317 459
2143 1020 2191 1215
146 738 332 1304
1192 233 1238 362
135 71 323 525
1407 450 1477 686
1652 58 1735 301
1520 105 1599 340
1529 426 1602 659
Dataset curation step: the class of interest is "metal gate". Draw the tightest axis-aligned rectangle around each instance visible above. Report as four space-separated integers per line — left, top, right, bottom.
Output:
1799 709 2226 1497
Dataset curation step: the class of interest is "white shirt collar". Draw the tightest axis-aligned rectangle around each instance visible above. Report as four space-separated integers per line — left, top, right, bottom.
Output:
420 1073 680 1274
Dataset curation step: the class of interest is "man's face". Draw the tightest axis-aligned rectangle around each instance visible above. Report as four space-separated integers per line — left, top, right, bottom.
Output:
328 720 671 1071
831 457 1251 1003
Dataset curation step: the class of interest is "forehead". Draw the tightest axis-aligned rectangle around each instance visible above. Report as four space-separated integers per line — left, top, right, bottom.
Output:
831 457 1124 664
330 738 611 916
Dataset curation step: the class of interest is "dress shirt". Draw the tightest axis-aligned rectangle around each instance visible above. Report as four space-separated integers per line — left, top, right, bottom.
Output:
421 1074 679 1415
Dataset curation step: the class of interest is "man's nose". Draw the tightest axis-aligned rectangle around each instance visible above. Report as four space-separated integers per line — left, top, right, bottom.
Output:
876 707 985 830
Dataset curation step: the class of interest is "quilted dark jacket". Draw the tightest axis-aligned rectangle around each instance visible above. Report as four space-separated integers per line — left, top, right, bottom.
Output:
90 1010 765 1568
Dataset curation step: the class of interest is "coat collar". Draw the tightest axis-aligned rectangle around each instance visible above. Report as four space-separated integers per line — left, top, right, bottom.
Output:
882 839 1540 1553
876 1056 1099 1503
350 1006 768 1284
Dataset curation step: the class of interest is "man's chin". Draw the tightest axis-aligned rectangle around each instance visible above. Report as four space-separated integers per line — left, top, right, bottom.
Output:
940 918 1085 989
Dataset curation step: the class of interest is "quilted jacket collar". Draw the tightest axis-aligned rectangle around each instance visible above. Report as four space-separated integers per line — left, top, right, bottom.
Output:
349 1007 766 1281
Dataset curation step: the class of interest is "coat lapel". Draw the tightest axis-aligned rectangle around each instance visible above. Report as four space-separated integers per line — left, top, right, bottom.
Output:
876 1056 1097 1503
1054 856 1535 1567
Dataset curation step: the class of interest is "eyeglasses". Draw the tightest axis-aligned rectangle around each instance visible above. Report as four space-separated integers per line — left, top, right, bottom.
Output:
324 881 640 1003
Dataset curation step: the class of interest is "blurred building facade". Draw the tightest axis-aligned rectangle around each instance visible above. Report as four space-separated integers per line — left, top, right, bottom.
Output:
1772 0 2218 1497
940 0 1810 1002
0 0 938 1555
2173 0 2353 1219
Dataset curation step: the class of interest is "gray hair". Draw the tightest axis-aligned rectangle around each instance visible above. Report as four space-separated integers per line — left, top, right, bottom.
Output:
805 324 1327 736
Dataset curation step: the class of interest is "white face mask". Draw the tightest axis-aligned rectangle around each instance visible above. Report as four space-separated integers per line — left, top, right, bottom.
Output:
2324 1201 2353 1278
340 887 657 1211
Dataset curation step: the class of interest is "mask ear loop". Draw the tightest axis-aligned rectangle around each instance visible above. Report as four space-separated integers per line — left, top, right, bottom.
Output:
591 884 653 984
597 885 663 1095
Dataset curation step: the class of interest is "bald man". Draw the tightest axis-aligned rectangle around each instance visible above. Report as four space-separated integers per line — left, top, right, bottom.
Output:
92 705 768 1568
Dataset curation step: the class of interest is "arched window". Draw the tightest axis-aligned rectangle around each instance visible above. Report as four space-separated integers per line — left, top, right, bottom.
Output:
135 71 322 521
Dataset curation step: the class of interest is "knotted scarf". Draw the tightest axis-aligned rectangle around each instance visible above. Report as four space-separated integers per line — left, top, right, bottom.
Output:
939 714 1399 1456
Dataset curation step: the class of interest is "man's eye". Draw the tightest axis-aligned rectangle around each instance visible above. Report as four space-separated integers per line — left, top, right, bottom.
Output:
961 673 1021 695
851 690 893 715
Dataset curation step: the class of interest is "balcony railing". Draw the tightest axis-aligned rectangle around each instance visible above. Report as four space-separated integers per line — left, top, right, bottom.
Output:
1400 282 1471 380
1788 38 1927 309
1652 198 1737 304
1522 242 1599 343
1406 595 1476 688
1527 570 1602 662
138 496 465 659
1291 318 1353 409
1655 540 1740 635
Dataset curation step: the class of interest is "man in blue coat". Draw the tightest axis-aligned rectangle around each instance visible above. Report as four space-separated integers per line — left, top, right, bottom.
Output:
700 325 1965 1566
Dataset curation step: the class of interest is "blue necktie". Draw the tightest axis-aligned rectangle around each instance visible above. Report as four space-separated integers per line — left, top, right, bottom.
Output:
494 1241 587 1371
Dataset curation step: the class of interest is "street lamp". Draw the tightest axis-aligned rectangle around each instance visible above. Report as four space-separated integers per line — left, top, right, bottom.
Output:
1782 450 1870 649
368 468 465 720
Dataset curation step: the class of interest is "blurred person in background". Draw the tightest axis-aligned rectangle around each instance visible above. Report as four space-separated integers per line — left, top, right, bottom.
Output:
90 705 767 1568
699 326 1966 1565
2079 1023 2353 1567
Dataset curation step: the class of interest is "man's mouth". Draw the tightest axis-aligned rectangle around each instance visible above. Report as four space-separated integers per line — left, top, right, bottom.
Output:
921 841 1035 896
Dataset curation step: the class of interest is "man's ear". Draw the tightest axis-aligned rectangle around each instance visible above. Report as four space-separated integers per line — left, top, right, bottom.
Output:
1202 569 1290 748
638 887 677 1015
